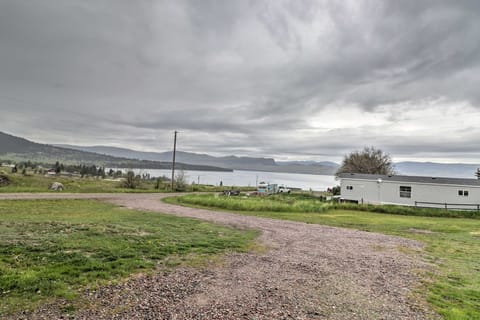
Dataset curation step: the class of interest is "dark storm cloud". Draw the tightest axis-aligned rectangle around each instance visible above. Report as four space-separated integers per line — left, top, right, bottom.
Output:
1 0 479 161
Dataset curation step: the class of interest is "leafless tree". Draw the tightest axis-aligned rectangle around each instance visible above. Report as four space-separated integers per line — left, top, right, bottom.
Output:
336 147 395 175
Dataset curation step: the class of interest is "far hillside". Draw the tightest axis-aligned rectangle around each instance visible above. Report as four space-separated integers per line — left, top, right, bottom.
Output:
57 144 480 178
56 144 340 175
4 132 478 177
395 161 480 179
0 132 230 172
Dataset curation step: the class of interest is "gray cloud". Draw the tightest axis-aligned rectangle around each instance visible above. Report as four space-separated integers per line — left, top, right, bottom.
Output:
1 0 480 162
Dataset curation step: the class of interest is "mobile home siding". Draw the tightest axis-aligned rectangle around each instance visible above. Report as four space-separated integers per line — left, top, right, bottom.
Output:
340 175 480 208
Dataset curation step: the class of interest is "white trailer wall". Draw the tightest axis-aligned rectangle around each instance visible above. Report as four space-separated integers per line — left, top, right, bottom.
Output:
340 178 480 208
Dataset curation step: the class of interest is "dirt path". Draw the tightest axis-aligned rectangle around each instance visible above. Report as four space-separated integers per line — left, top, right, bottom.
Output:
1 193 438 319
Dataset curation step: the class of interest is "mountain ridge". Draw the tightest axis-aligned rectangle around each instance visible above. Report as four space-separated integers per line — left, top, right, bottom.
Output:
2 132 479 178
55 144 338 175
0 132 231 172
55 144 480 178
394 161 480 179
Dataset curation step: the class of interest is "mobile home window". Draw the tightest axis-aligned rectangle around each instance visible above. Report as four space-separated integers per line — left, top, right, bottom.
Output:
458 190 469 197
399 186 411 198
346 185 353 190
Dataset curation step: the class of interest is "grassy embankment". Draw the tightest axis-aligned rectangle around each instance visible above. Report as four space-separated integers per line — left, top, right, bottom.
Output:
0 173 147 193
168 193 480 320
0 172 255 193
0 199 258 315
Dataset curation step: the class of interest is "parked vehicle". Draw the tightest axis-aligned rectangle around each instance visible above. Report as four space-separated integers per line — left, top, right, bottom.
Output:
223 190 240 196
278 185 291 193
257 182 278 195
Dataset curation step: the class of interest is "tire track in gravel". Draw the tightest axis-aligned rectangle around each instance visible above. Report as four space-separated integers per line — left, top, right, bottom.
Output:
1 193 438 319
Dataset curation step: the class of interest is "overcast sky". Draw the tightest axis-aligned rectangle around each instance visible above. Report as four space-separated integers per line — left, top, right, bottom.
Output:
1 0 480 163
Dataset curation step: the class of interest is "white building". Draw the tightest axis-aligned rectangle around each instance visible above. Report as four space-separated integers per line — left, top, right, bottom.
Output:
337 173 480 210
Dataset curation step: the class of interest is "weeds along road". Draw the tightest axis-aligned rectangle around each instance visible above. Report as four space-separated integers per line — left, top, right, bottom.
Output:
0 193 438 319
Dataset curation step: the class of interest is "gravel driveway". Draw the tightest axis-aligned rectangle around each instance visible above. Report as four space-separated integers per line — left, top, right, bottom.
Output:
1 193 438 319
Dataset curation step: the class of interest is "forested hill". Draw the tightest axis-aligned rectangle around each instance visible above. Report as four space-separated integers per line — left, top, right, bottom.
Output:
0 132 231 171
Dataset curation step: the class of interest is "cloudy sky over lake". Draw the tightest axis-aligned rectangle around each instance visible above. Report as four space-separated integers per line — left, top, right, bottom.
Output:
1 0 479 163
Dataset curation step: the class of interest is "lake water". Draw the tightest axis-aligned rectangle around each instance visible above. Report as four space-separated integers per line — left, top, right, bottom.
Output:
124 168 338 191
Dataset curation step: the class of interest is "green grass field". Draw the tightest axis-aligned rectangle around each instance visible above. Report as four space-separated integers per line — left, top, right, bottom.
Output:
171 193 329 213
0 172 255 193
0 199 258 315
0 172 164 193
168 194 480 320
172 193 480 219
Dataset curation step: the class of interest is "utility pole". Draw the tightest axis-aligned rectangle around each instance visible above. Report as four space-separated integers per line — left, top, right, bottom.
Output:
171 131 178 191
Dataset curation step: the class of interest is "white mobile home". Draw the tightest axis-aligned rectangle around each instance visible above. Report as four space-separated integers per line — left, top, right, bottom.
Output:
337 173 480 210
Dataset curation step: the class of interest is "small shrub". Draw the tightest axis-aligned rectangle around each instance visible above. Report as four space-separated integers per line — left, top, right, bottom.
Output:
0 174 10 187
155 177 162 190
120 171 140 189
331 185 341 195
174 170 187 192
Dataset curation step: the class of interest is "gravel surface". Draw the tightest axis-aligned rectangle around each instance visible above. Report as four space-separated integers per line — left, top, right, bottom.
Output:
1 193 438 319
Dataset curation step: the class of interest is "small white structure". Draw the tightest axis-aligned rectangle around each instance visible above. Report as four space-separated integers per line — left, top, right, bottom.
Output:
337 173 480 210
257 182 278 195
1 163 15 168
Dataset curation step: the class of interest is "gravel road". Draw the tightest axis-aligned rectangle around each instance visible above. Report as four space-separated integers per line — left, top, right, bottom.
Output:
1 193 438 319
